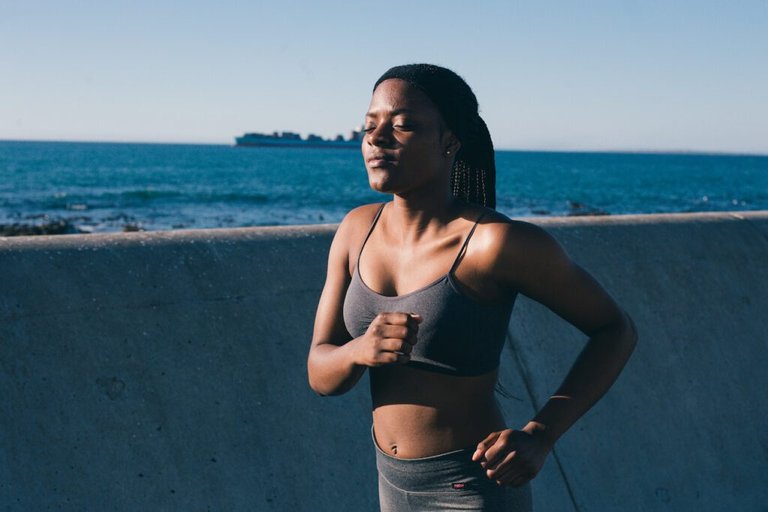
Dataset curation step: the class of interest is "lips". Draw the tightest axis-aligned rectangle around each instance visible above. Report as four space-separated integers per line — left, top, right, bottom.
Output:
366 152 397 167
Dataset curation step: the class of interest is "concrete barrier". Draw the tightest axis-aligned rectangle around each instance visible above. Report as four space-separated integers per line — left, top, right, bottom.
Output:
1 211 766 511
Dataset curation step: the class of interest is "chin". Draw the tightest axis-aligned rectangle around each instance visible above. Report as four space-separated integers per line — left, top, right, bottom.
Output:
368 179 395 195
367 171 397 194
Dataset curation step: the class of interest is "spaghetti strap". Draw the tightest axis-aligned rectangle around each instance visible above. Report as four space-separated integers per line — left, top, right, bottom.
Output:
357 202 387 261
449 212 487 273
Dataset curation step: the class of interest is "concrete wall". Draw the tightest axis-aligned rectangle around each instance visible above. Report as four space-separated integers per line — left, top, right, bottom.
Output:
1 211 766 511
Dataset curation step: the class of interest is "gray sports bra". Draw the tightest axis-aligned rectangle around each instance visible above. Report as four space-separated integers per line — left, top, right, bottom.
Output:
342 203 515 376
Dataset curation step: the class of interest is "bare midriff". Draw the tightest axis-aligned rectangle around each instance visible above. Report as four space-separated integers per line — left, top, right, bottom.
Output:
370 364 506 459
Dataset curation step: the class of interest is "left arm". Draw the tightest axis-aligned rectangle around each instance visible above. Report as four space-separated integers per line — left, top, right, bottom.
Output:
473 221 638 486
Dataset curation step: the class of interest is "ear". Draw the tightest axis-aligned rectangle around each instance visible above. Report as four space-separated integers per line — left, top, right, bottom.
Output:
442 132 461 158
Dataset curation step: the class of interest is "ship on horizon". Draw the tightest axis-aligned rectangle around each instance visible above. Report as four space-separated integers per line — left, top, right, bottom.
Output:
235 129 363 148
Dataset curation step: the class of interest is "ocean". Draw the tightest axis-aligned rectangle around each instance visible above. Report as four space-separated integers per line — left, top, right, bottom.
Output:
1 140 766 234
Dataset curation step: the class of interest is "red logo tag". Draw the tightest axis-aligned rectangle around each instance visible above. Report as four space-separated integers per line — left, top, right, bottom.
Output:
451 483 466 490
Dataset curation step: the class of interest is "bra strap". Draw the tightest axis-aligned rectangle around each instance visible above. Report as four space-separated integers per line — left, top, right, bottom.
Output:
449 212 487 274
357 202 387 261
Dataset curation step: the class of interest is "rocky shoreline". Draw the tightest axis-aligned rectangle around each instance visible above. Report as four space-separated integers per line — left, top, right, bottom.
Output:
0 218 144 237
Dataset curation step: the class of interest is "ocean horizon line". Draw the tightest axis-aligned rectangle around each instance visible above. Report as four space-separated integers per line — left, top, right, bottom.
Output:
1 138 766 158
3 140 766 236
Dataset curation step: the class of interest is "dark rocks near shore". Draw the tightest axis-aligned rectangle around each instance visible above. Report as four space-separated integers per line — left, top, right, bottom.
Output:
0 219 85 236
0 203 610 237
1 214 147 237
567 201 610 216
122 223 144 232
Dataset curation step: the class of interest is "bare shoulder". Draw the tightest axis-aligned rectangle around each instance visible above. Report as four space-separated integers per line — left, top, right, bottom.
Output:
474 210 562 256
330 203 387 273
471 210 570 288
335 203 385 245
339 202 385 231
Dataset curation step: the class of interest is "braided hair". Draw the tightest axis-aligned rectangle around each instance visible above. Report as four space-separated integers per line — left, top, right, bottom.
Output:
374 64 497 209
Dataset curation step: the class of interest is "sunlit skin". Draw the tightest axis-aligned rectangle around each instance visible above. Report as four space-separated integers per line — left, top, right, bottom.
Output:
307 79 637 486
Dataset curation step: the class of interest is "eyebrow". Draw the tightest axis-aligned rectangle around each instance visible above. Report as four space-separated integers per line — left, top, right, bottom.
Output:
365 108 417 118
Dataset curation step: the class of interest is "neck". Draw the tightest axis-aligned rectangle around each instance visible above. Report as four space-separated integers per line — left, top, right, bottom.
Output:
387 189 461 243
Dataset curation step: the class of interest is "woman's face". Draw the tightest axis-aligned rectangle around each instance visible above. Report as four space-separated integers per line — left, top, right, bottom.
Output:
362 79 455 196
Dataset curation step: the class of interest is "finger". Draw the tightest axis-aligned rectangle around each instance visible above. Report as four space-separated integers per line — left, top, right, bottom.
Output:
493 455 538 486
375 350 410 365
382 312 421 336
382 312 413 326
378 324 411 340
486 449 518 475
472 431 500 462
370 323 405 342
487 455 523 482
376 317 419 345
483 436 514 468
380 338 413 354
407 313 422 330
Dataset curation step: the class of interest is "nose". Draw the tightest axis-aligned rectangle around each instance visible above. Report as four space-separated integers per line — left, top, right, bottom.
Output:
367 123 393 147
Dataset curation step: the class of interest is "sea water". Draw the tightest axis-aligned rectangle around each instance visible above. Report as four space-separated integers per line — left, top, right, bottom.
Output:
1 140 766 233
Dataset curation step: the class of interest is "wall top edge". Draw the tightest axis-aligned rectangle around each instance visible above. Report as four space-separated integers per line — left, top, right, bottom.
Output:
2 211 766 249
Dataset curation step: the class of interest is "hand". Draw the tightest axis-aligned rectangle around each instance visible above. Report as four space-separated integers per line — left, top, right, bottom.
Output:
471 423 554 487
352 312 422 367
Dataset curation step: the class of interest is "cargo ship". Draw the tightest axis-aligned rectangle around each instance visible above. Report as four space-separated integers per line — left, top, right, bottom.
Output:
235 129 363 148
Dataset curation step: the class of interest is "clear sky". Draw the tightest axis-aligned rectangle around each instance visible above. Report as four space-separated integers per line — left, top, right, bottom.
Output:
2 0 767 153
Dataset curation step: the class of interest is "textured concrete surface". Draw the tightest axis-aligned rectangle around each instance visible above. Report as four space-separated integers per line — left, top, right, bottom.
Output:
1 211 767 511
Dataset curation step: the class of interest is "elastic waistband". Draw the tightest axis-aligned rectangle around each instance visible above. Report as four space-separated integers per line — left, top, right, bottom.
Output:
371 426 533 508
372 426 501 495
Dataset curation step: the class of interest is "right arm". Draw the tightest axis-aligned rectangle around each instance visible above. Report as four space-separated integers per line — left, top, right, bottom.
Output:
307 208 419 396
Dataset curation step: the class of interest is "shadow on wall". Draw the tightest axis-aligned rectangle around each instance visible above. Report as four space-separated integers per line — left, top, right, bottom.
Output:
1 211 767 511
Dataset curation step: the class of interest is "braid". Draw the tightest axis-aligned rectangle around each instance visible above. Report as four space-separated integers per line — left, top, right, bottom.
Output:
451 116 496 209
374 64 497 209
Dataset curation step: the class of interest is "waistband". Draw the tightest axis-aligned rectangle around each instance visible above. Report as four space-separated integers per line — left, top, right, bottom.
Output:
372 426 488 490
372 426 533 508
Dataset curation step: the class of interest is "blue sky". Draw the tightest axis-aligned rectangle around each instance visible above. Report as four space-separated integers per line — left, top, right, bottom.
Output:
1 0 766 153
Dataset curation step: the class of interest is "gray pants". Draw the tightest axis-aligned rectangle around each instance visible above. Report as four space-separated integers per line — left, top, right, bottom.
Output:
373 429 533 511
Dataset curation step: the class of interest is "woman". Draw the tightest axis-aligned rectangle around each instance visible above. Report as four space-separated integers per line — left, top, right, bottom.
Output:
307 64 637 511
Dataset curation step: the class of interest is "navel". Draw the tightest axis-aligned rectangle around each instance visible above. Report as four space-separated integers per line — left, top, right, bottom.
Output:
390 444 398 455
